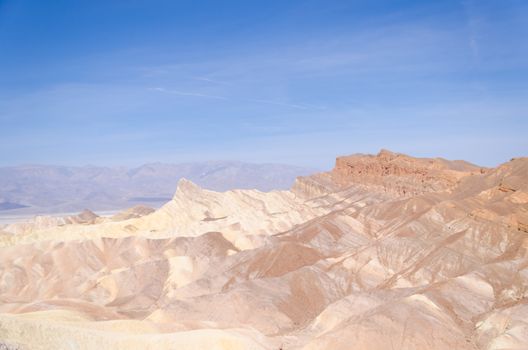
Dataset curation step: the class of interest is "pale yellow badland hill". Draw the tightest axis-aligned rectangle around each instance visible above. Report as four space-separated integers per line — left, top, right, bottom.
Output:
0 150 527 350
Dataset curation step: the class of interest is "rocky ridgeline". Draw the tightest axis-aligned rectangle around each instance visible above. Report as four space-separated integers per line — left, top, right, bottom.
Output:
331 149 485 196
0 150 527 350
292 149 485 199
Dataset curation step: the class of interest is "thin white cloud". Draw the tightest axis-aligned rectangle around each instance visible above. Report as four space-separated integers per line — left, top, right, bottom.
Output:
247 98 309 110
463 0 481 61
149 87 227 100
193 76 232 86
149 87 316 110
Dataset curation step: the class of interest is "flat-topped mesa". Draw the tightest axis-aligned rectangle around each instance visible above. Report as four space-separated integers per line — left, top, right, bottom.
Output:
332 149 486 196
293 149 487 199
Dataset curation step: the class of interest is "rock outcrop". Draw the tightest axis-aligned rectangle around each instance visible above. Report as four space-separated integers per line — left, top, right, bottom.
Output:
0 150 526 350
293 150 486 199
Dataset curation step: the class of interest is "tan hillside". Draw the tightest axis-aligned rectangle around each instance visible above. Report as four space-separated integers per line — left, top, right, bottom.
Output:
0 150 527 350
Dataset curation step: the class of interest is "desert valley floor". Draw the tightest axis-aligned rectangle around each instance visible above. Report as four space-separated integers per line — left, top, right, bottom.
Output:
0 150 527 350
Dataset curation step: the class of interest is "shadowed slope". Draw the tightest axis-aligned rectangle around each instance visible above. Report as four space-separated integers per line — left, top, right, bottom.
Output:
0 151 526 350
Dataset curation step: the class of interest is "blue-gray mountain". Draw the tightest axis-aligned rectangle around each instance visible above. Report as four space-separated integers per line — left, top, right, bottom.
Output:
0 162 315 214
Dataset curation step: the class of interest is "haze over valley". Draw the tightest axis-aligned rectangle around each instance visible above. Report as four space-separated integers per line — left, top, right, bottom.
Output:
0 162 314 218
1 0 526 349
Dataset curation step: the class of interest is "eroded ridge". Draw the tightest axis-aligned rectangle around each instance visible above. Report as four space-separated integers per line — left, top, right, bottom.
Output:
0 150 527 350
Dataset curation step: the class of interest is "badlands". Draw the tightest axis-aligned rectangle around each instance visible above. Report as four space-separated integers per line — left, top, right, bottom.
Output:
0 150 527 350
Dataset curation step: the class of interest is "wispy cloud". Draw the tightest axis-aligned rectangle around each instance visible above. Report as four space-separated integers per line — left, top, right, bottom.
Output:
192 76 233 86
3 1 526 167
149 87 227 100
463 0 482 61
149 87 318 110
247 98 309 110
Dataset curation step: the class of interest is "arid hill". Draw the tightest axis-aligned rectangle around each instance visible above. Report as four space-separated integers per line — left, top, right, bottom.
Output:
0 150 527 350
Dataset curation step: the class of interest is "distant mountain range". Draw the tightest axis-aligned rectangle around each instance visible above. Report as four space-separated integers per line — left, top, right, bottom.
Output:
0 162 316 214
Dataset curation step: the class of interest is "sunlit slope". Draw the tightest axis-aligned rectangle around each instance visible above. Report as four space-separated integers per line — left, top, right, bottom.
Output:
1 150 526 350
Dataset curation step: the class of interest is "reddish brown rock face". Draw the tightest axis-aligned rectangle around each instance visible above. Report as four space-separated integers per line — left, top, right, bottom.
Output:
331 149 486 196
0 150 526 350
292 149 486 200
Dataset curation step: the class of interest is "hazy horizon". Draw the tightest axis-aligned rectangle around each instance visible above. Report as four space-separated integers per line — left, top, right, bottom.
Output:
0 159 321 171
0 147 511 170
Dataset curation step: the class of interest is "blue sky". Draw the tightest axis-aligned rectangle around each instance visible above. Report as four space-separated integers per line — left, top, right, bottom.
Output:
0 0 526 169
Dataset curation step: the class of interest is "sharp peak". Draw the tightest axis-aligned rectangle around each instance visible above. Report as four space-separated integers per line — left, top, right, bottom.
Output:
174 178 203 197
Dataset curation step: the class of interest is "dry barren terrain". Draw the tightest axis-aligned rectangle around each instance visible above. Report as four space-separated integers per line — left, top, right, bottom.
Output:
0 150 527 350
